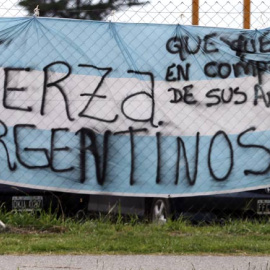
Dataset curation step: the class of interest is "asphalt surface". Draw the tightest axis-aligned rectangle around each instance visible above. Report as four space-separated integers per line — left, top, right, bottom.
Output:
0 255 269 270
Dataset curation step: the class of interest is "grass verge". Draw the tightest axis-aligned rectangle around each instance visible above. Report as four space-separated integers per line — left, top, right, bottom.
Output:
0 210 270 255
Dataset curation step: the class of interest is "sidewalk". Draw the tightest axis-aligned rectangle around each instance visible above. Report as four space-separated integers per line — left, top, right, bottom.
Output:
0 255 269 270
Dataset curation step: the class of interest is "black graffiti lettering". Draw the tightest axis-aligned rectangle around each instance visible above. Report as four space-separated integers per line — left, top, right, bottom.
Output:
156 132 161 184
234 87 247 105
14 124 50 169
218 63 231 79
233 35 245 56
204 60 268 83
129 127 135 186
204 33 219 53
220 34 257 56
233 61 257 78
243 38 256 54
3 68 32 112
165 63 190 81
76 128 111 185
208 130 234 181
204 62 217 78
42 62 74 121
166 64 177 81
3 31 270 191
114 128 148 186
128 127 135 186
221 88 233 103
237 127 270 176
254 84 270 107
78 65 118 123
121 70 158 127
204 59 269 82
204 62 232 79
50 128 74 172
235 38 244 57
206 88 221 107
168 88 183 103
0 120 16 171
256 61 268 85
166 36 201 61
168 84 197 105
220 36 239 55
220 87 246 104
177 64 190 81
175 132 200 186
183 84 197 105
166 37 184 60
259 32 270 53
220 35 245 57
183 36 201 55
206 87 246 106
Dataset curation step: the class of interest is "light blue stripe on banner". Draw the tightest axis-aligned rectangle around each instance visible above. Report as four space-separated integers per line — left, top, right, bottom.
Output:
0 126 269 196
0 17 268 81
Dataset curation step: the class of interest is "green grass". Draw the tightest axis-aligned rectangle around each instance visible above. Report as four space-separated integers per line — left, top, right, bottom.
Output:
1 210 270 255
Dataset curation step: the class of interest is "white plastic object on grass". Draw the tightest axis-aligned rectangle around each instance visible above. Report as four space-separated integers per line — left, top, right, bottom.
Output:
0 220 6 229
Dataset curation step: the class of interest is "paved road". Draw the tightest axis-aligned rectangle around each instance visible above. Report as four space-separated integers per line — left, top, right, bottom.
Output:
0 255 269 270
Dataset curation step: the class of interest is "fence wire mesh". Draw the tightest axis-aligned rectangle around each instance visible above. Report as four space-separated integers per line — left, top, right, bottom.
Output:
1 0 270 29
0 0 269 222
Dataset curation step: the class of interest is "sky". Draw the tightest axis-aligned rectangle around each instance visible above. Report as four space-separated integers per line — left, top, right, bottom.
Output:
0 0 268 29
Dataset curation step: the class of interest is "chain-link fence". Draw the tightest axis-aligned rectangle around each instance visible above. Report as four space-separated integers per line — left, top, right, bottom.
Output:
0 0 269 222
1 0 270 29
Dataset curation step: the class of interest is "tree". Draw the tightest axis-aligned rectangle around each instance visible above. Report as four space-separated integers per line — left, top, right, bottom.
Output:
19 0 148 20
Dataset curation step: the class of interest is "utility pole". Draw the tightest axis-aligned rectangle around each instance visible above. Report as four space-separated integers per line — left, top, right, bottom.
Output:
243 0 251 29
192 0 251 29
192 0 199 25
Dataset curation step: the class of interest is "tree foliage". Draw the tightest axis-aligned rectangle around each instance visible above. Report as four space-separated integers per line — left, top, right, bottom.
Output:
19 0 147 20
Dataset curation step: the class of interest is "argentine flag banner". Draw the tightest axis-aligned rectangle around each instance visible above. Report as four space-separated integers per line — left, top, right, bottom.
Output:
0 16 269 197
